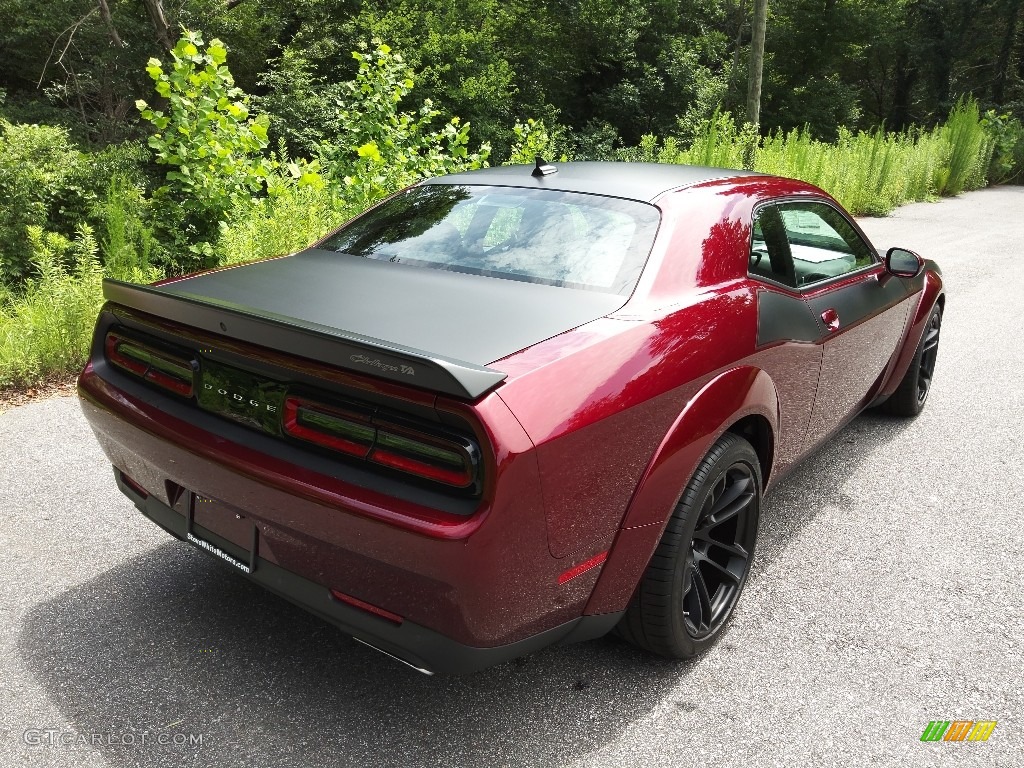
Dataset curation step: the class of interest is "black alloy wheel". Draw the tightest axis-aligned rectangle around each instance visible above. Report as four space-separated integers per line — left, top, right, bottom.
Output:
881 304 942 417
916 309 941 405
617 432 761 658
683 461 758 639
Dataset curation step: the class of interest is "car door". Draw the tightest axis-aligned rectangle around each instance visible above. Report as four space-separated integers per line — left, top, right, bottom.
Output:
774 200 911 448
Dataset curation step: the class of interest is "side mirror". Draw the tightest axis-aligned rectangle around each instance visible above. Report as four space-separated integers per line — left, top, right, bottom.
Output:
885 247 924 278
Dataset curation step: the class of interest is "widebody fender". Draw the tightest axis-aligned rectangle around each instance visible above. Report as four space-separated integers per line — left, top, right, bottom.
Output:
876 265 944 401
583 366 778 615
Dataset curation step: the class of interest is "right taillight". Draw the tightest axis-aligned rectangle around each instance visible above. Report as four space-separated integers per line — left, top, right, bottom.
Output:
104 332 195 397
283 397 375 458
370 425 476 487
283 395 479 489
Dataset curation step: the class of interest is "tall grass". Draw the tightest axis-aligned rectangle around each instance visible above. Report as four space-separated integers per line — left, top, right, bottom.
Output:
99 176 162 283
216 183 358 267
0 99 1001 391
633 98 992 216
623 111 758 170
0 226 104 387
0 180 160 388
934 97 990 196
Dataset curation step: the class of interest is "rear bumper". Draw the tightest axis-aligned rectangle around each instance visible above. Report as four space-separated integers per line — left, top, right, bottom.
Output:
123 475 620 674
78 363 619 672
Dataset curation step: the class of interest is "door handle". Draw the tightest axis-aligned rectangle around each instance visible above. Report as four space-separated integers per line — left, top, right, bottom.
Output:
821 308 840 332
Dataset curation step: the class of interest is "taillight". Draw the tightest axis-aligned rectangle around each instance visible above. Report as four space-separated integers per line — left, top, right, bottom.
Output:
283 395 478 488
102 328 480 490
283 397 374 458
371 427 475 487
104 332 195 397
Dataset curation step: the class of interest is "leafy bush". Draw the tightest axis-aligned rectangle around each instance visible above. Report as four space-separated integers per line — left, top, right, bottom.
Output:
137 33 492 272
622 111 757 170
506 118 567 165
98 175 162 284
225 39 495 267
0 225 104 387
562 120 621 161
137 31 276 261
981 110 1024 184
667 39 733 143
0 120 150 286
0 120 85 284
257 49 349 158
217 183 356 267
932 97 990 196
319 41 491 209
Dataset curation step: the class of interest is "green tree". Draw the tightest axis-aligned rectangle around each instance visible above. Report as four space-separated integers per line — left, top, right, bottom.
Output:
319 41 490 206
137 31 275 257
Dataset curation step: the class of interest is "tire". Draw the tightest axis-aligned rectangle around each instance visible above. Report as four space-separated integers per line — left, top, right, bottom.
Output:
617 432 761 658
880 305 942 418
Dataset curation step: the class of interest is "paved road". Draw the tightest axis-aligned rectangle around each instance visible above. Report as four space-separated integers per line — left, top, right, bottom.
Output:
2 187 1022 768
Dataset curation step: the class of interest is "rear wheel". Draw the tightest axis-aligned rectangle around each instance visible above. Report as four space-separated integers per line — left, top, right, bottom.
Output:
617 432 761 658
880 305 942 417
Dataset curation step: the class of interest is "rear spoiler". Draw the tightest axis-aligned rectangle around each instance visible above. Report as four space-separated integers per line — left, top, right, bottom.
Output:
103 279 508 400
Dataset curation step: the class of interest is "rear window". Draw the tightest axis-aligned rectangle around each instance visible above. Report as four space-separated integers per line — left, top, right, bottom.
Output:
319 184 661 295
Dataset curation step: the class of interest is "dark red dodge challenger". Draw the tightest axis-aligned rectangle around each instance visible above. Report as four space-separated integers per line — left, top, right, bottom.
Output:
79 161 944 674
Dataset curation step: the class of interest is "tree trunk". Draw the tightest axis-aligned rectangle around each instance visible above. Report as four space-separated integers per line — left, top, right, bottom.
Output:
743 0 768 169
888 53 919 131
729 0 749 93
96 0 123 47
140 0 175 51
993 0 1022 104
746 0 768 128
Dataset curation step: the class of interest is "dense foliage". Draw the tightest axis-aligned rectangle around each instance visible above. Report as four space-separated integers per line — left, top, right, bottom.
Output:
2 0 1022 149
1 0 1023 388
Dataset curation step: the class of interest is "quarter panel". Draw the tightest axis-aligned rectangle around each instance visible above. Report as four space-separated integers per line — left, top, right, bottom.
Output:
583 366 779 615
494 289 757 559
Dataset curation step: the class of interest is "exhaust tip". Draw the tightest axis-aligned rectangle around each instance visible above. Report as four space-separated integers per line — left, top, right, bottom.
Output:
351 637 434 676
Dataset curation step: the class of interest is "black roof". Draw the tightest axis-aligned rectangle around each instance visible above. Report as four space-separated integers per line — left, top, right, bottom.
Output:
422 161 763 203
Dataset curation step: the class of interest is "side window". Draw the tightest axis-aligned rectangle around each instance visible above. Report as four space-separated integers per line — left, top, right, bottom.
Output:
749 201 876 289
749 205 796 287
778 202 875 286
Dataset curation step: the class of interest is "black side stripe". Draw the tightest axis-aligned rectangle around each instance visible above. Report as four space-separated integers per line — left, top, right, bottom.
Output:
756 289 821 346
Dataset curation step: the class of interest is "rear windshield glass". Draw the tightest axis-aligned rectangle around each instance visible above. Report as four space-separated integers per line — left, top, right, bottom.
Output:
319 184 661 295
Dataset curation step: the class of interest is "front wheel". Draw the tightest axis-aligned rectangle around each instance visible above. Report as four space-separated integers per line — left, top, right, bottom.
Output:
880 305 942 417
617 432 761 658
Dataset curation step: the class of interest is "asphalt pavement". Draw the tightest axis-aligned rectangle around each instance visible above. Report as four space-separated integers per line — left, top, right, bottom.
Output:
2 186 1022 767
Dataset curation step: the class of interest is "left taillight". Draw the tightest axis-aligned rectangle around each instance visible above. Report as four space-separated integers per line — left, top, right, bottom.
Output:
104 331 195 398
